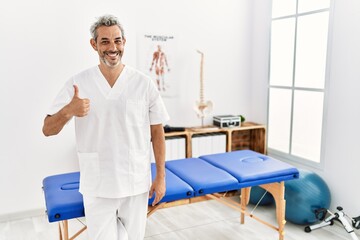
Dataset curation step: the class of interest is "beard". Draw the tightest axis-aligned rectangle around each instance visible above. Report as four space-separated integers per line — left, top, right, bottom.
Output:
100 50 122 68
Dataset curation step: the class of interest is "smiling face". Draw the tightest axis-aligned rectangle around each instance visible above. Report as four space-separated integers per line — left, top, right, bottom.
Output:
90 25 126 68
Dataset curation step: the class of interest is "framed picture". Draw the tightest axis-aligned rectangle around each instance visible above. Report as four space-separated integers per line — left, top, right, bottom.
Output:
137 34 178 97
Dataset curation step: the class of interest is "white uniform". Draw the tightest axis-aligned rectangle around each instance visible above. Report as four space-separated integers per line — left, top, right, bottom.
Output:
48 65 169 239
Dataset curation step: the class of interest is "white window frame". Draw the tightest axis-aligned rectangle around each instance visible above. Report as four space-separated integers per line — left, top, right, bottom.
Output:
267 0 334 169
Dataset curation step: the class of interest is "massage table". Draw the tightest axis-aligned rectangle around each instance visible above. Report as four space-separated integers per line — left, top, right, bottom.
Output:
43 150 299 240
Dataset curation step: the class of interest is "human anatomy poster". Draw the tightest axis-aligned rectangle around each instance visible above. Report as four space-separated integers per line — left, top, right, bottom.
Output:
137 34 177 97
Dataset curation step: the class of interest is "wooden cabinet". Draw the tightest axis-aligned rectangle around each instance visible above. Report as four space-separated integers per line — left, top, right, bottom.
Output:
164 122 266 158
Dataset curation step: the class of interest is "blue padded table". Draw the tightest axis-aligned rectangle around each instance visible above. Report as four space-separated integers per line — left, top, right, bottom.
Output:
147 163 195 215
42 172 86 240
43 165 195 239
43 172 83 223
165 158 239 195
43 150 299 240
199 150 299 240
199 150 299 186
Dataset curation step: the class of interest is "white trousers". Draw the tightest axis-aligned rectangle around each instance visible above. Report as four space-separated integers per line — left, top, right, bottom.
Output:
83 192 148 240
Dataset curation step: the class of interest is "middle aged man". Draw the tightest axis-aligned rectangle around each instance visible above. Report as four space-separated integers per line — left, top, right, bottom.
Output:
42 15 169 240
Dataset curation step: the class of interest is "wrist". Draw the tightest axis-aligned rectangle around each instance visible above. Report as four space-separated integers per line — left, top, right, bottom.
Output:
60 105 73 119
156 172 166 179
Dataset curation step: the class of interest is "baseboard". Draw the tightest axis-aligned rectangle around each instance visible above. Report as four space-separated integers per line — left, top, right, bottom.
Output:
0 208 45 223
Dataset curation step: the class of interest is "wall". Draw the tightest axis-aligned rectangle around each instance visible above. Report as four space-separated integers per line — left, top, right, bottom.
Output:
322 0 360 216
251 0 360 216
4 0 358 220
0 0 252 218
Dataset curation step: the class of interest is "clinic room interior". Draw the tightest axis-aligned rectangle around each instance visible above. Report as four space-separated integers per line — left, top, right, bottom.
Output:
1 0 360 239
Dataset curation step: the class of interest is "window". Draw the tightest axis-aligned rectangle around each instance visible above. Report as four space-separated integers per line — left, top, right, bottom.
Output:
267 0 331 165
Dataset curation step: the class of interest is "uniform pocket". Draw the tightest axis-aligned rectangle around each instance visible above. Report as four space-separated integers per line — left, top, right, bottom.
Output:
129 149 150 183
77 152 100 193
126 100 146 126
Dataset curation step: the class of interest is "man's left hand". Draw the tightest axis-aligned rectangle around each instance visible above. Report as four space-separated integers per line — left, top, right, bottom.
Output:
149 175 166 206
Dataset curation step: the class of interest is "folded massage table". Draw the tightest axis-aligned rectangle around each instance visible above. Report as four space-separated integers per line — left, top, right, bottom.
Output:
43 150 299 240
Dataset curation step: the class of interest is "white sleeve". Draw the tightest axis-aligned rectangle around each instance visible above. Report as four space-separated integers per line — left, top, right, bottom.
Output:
148 79 170 125
46 79 74 116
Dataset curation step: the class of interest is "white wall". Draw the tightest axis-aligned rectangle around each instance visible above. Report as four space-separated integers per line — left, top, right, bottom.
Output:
322 0 360 216
0 0 252 218
251 0 360 216
3 0 359 220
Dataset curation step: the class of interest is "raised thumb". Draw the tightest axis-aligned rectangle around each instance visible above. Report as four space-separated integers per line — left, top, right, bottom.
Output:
73 85 79 98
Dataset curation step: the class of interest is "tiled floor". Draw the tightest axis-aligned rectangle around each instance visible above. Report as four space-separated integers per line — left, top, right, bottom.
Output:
1 199 358 240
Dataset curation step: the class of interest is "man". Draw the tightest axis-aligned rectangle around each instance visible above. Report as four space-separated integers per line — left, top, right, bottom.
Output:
42 15 169 240
149 45 170 91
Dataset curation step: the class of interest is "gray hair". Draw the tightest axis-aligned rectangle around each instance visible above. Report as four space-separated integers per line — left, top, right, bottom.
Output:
90 15 125 41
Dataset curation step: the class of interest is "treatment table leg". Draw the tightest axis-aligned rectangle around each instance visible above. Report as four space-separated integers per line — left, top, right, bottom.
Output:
240 187 251 224
59 220 69 240
58 222 62 240
260 181 286 240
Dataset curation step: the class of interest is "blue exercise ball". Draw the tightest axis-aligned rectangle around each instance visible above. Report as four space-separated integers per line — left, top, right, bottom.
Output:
249 186 274 206
285 169 331 225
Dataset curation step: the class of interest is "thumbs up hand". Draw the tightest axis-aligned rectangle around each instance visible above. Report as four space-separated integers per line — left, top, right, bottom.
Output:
66 85 90 117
